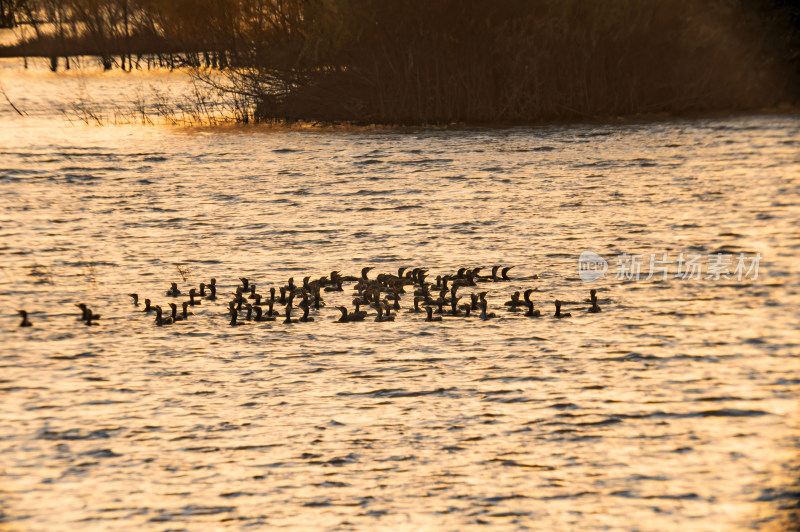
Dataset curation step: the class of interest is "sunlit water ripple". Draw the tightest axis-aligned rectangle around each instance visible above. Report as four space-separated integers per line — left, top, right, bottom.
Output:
1 58 799 531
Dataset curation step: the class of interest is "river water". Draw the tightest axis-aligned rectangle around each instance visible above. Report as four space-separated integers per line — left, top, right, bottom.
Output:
1 57 799 531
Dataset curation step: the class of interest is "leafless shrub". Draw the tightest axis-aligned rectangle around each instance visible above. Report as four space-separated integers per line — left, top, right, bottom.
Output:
28 264 54 285
176 264 190 282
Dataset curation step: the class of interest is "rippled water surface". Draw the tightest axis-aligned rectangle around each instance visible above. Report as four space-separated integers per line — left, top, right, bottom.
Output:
1 58 799 531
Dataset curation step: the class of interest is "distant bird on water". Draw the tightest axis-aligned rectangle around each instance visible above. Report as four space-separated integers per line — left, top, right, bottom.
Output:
479 300 497 320
375 304 394 322
588 289 601 313
298 302 314 322
188 288 201 306
168 303 185 322
525 300 541 317
205 279 218 301
166 282 181 297
554 300 571 318
425 307 442 322
76 303 100 322
335 306 351 323
18 310 32 327
129 293 139 306
154 306 172 326
283 305 296 324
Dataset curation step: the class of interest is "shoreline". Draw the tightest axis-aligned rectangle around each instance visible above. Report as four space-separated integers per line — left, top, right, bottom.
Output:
1 55 798 130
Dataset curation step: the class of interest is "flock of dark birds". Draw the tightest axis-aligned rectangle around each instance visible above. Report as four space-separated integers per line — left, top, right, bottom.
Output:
17 265 603 328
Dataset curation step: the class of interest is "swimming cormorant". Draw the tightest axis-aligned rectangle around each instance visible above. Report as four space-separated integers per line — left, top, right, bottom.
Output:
335 306 351 323
299 303 314 322
76 303 100 321
375 304 394 322
588 289 601 313
524 300 541 317
425 307 442 322
554 300 571 318
18 310 32 327
166 282 181 297
168 303 184 322
479 300 497 320
188 288 201 306
283 305 296 324
205 283 217 301
154 306 173 326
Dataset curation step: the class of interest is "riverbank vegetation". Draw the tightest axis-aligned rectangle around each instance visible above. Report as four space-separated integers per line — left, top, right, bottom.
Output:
2 0 799 125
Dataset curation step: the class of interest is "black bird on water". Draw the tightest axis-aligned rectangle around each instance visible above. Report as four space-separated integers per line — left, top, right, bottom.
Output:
168 303 188 322
479 299 497 320
205 279 218 300
524 300 541 317
154 306 173 326
504 291 523 311
18 310 32 327
554 300 571 318
283 305 297 324
425 307 442 322
143 298 153 313
76 303 100 322
375 304 394 322
188 288 201 306
253 306 275 322
335 306 351 323
588 289 601 313
524 290 541 317
129 293 139 306
361 267 374 281
347 300 367 321
298 302 314 322
166 282 181 297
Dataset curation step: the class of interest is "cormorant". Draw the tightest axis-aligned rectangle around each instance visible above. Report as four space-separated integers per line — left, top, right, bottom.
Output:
425 307 442 322
554 300 571 318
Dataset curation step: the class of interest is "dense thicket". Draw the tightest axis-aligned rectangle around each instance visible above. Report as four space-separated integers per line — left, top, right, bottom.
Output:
0 0 231 70
2 0 799 124
224 0 800 123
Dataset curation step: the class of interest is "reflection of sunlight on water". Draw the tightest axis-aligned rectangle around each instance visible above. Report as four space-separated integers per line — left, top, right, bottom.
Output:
0 59 798 530
0 26 32 47
0 57 235 126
